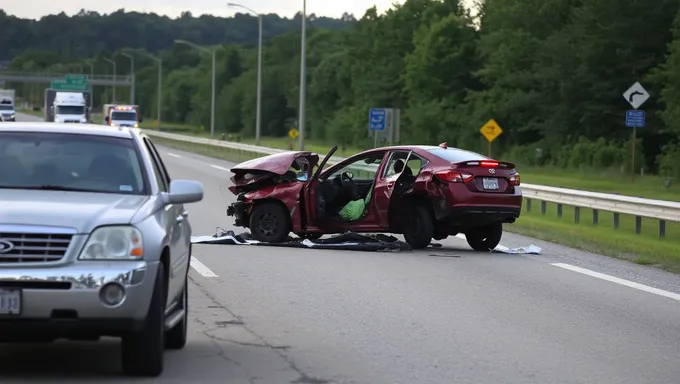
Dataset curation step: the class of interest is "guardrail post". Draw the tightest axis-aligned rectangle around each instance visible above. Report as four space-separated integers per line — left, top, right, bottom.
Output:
574 206 580 224
541 201 546 215
557 204 563 218
593 209 599 225
659 221 666 238
635 216 642 234
526 199 532 212
613 213 620 229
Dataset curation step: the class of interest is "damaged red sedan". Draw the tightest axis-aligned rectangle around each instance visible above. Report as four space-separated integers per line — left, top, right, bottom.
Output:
226 143 522 250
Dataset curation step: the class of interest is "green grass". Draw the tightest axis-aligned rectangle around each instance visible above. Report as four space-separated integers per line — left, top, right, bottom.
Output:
148 133 680 273
18 109 43 117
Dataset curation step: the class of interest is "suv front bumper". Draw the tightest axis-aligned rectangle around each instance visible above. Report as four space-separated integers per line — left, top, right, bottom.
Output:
0 261 159 337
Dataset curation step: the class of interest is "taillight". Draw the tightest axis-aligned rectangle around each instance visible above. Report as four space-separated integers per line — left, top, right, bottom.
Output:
509 172 520 186
435 170 473 183
480 161 499 167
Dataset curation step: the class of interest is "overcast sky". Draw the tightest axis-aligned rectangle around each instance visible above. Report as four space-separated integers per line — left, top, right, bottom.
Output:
5 0 475 20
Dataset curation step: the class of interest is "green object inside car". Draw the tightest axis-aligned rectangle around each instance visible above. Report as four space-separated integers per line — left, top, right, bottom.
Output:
338 185 374 221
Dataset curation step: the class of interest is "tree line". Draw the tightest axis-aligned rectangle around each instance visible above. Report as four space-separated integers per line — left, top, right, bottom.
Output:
5 0 680 178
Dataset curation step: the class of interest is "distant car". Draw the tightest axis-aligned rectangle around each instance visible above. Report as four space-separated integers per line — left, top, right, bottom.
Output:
0 123 204 376
226 143 522 251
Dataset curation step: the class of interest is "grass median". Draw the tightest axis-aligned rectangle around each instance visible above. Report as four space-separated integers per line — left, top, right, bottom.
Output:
151 134 680 274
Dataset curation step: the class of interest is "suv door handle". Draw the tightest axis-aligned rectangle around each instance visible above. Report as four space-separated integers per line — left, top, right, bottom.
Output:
176 215 184 223
181 210 189 217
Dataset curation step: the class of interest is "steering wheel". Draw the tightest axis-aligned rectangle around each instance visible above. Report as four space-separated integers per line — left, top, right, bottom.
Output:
340 170 354 183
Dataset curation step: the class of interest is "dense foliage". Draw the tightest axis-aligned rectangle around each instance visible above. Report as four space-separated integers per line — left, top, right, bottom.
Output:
6 0 680 177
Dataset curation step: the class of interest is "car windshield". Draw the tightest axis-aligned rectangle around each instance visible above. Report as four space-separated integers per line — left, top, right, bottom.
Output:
0 105 13 111
427 147 489 163
56 105 85 115
0 132 147 195
111 111 137 121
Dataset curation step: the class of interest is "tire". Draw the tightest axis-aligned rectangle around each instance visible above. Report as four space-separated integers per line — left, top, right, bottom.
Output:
165 274 188 350
465 222 503 251
403 204 434 249
249 202 291 243
121 263 166 377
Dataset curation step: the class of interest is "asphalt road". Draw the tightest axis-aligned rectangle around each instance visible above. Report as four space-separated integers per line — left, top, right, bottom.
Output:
4 114 680 383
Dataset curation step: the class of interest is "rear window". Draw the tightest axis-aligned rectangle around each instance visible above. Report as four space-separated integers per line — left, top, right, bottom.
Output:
427 148 489 163
0 132 148 195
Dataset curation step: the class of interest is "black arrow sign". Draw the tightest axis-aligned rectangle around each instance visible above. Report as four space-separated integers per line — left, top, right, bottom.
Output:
629 90 644 102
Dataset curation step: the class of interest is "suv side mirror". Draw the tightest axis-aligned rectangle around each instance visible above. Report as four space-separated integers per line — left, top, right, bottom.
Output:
104 116 109 122
166 180 204 204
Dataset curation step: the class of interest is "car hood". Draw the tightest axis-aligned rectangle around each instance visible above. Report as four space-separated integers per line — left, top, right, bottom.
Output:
0 189 149 234
231 151 319 176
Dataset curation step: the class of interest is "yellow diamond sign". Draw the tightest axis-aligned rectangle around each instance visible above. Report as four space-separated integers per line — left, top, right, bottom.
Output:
288 127 299 140
480 119 502 142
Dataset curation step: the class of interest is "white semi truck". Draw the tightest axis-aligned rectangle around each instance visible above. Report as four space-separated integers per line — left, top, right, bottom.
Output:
0 89 16 121
44 89 91 123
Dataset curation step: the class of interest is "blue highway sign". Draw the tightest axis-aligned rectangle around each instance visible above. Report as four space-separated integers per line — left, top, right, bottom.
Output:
625 110 645 128
369 108 386 131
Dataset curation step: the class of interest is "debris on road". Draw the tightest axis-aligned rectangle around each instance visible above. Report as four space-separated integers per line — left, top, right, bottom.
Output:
191 228 542 254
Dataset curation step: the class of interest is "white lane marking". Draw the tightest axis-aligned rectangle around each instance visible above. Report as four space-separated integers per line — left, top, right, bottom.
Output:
551 262 680 301
166 153 182 158
191 256 218 277
210 164 229 171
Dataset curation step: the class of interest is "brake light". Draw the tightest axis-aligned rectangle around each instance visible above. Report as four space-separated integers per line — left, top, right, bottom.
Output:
509 172 520 186
480 161 498 167
435 170 473 183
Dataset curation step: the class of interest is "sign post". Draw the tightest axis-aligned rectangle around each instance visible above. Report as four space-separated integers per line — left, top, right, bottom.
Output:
288 127 299 150
479 119 503 157
622 81 650 180
368 108 387 148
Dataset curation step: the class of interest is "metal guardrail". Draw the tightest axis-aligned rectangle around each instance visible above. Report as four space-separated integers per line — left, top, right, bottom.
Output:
144 130 680 238
0 71 132 86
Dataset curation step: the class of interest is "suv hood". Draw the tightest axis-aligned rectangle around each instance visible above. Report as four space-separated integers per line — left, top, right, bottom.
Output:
0 189 149 233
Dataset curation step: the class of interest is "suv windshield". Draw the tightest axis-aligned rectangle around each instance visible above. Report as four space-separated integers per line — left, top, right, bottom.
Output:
111 111 137 121
0 132 147 194
56 105 85 115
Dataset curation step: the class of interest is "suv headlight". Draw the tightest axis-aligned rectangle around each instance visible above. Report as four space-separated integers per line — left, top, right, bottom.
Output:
79 226 144 260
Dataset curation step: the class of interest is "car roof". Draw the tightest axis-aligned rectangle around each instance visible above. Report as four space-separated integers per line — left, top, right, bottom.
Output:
0 122 139 139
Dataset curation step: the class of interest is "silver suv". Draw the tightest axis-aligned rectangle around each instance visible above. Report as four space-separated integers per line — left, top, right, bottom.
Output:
0 123 204 376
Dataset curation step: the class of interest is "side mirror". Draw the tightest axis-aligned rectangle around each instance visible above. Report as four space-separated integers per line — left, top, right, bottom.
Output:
104 116 109 122
166 180 204 204
138 117 143 123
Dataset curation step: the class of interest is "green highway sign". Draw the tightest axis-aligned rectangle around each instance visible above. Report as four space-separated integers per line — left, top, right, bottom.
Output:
51 73 89 91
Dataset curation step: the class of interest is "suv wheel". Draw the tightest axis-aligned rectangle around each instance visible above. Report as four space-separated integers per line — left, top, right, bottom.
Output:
121 263 166 377
165 274 188 349
465 222 503 251
403 204 434 249
249 202 291 243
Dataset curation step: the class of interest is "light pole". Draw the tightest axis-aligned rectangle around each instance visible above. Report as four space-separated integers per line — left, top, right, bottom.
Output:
227 2 263 145
298 0 307 150
104 57 117 102
85 63 94 108
175 39 216 136
120 52 135 104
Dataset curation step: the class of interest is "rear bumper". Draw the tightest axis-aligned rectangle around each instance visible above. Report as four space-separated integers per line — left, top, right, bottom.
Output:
432 187 523 228
0 261 158 339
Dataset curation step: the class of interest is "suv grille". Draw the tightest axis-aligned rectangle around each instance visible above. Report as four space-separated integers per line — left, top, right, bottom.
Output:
0 232 72 263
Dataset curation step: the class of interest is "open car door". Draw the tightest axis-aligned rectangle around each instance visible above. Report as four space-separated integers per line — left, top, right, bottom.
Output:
303 145 338 224
373 150 416 227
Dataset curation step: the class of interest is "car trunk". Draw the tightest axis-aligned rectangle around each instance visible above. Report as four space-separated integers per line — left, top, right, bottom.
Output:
453 160 518 194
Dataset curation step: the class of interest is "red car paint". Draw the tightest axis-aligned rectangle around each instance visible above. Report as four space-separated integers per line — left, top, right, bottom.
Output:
226 143 522 242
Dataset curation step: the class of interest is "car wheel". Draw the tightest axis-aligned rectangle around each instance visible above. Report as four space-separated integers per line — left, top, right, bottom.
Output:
249 202 291 243
465 222 503 251
165 274 188 350
121 263 166 377
403 204 434 249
